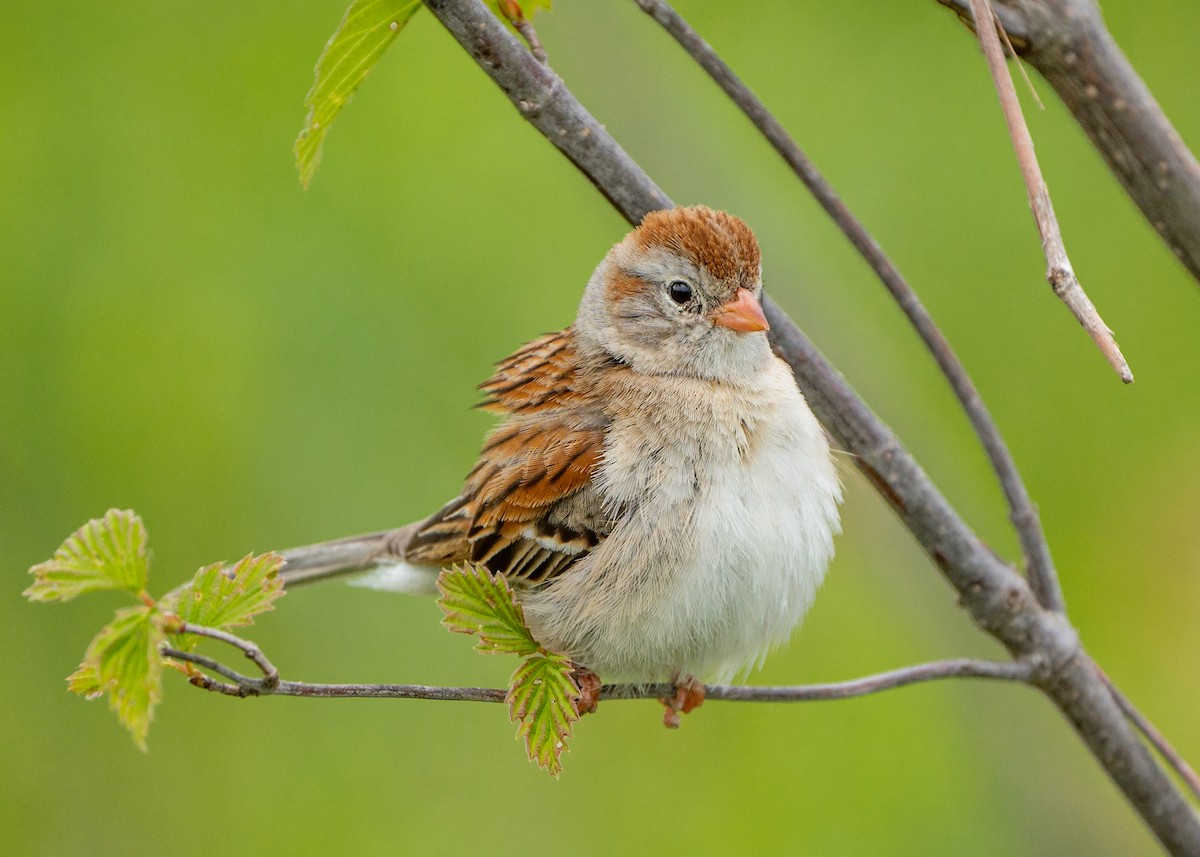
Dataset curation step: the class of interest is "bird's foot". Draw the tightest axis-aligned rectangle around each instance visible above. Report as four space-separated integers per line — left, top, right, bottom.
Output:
571 665 602 716
660 675 706 729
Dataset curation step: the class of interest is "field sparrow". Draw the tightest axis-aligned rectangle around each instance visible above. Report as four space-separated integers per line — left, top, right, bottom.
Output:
325 206 841 718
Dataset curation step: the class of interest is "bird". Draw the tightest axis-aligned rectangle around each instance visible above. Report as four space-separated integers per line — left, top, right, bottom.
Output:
286 206 842 725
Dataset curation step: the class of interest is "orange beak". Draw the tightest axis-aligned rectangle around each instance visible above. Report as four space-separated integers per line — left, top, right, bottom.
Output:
711 288 769 333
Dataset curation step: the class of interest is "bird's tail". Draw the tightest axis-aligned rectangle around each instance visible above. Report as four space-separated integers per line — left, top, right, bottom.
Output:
279 522 439 594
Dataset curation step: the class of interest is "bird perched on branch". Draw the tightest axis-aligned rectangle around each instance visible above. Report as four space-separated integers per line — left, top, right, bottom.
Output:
289 206 841 725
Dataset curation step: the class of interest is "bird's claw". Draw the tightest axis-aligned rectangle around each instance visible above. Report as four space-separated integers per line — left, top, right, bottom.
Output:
660 675 706 728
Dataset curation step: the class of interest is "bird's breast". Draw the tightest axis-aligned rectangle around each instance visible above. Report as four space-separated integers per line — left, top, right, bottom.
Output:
521 362 842 682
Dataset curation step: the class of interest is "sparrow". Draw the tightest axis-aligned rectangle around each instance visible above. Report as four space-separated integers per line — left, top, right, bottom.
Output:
327 206 842 721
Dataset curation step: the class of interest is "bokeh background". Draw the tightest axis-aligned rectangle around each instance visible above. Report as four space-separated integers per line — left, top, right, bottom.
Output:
3 1 1198 854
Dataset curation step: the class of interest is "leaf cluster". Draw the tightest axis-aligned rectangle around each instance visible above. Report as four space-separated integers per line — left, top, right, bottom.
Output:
438 564 580 775
25 510 285 750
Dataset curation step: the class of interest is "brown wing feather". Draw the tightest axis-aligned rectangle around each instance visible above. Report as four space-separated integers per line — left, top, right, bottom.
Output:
406 328 610 585
477 330 589 414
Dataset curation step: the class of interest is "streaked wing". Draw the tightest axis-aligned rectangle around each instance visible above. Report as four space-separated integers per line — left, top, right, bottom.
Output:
406 328 610 585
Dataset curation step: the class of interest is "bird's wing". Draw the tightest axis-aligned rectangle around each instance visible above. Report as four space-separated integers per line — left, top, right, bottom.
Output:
405 329 611 585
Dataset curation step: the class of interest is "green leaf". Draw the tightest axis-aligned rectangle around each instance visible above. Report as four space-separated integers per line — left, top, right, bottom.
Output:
67 606 165 751
437 564 538 656
166 553 285 649
507 650 579 776
294 0 422 188
25 509 149 602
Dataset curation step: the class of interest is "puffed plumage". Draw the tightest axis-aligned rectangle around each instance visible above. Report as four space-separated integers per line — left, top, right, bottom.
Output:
359 206 842 684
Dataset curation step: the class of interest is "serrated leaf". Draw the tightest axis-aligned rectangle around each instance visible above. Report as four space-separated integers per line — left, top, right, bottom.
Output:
166 553 284 649
507 650 579 776
25 509 149 602
68 606 164 751
294 0 422 188
437 564 538 656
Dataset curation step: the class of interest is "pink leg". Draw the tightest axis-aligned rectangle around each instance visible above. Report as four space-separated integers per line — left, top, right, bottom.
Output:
572 665 602 715
660 675 706 728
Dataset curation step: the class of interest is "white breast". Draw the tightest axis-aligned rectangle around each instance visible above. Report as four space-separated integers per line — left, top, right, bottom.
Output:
520 358 842 682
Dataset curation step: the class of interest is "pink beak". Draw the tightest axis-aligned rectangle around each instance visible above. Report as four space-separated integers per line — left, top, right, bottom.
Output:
712 288 769 333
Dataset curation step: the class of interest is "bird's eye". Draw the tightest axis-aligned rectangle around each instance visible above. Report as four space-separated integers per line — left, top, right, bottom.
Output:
668 280 693 304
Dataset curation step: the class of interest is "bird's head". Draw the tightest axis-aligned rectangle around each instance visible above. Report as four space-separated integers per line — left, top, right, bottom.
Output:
576 206 771 381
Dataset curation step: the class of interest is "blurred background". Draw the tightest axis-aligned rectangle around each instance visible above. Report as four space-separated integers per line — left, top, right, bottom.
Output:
3 1 1197 854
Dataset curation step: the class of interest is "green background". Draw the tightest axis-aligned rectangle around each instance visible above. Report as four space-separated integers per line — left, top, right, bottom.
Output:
4 1 1198 854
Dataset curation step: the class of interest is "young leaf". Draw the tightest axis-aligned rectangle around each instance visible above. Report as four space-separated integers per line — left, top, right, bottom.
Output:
294 0 422 188
166 553 285 649
67 606 165 751
437 564 538 656
507 650 580 776
25 509 149 602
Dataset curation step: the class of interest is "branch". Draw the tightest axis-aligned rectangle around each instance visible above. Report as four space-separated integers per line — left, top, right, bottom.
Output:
968 0 1132 383
631 0 1064 621
413 2 1199 852
940 0 1200 287
165 646 508 701
164 626 1031 703
175 621 279 688
496 0 546 63
1099 667 1200 803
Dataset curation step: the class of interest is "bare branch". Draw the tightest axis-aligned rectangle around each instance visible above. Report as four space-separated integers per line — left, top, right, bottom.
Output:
631 0 1064 624
1098 667 1200 803
940 0 1200 287
967 0 1132 383
414 2 1200 852
167 625 1031 704
174 621 279 688
610 660 1035 702
165 647 507 702
165 647 261 689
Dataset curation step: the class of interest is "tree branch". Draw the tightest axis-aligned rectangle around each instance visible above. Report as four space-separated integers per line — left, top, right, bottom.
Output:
967 0 1132 383
631 0 1064 621
1098 668 1200 803
174 621 280 688
164 625 1031 704
408 2 1199 852
940 0 1200 287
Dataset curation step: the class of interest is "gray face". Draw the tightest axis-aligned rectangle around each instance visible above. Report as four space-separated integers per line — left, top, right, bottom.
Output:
576 245 770 382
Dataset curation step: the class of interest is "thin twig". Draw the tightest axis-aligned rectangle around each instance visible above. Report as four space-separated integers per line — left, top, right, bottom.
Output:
165 647 261 688
994 12 1043 111
632 0 1064 614
175 622 279 688
1098 666 1200 803
167 629 1031 703
608 659 1034 702
937 0 1200 287
164 648 507 701
968 0 1132 383
496 0 547 63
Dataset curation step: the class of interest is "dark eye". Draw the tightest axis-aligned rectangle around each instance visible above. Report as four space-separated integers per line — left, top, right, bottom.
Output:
668 280 693 304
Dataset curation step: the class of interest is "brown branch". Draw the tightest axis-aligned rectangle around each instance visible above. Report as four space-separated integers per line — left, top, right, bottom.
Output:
940 0 1200 287
968 0 1132 383
164 627 1031 703
631 0 1064 622
411 2 1199 853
